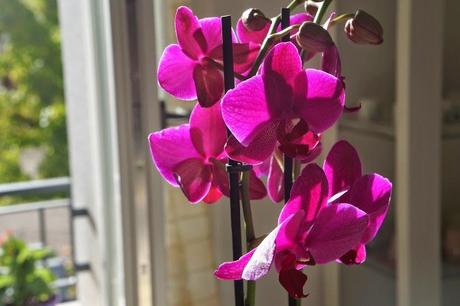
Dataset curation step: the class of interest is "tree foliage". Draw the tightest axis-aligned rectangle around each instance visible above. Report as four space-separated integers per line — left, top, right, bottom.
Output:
0 0 68 194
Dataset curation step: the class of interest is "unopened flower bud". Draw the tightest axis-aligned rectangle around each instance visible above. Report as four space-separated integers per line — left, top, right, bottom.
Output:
296 22 334 53
345 10 383 45
241 8 269 31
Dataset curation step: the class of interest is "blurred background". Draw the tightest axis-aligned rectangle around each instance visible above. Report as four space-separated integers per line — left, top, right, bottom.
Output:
0 0 458 306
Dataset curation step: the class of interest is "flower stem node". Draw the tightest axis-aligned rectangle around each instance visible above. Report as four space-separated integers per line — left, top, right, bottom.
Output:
296 21 334 53
345 9 384 45
242 8 270 32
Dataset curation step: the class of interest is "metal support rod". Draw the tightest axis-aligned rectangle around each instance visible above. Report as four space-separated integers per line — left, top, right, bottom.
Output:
222 15 245 306
281 8 291 43
281 7 298 306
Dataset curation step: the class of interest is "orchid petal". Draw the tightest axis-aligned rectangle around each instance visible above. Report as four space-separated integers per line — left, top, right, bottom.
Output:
267 154 284 203
233 43 260 73
209 158 230 197
275 211 308 258
174 158 212 204
262 42 303 87
300 142 322 163
222 75 283 146
249 170 267 200
347 174 392 243
199 17 223 53
148 125 200 186
190 103 226 158
278 164 328 225
214 249 256 280
175 6 207 58
209 43 260 74
324 140 362 197
306 203 369 264
157 45 197 101
253 157 270 177
236 19 270 44
294 69 345 133
202 185 223 204
274 250 297 272
193 62 224 107
279 269 309 299
225 131 277 165
242 221 281 280
339 244 367 265
242 212 306 280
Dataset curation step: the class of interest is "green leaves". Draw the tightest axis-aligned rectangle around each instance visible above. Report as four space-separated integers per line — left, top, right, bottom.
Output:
0 235 56 305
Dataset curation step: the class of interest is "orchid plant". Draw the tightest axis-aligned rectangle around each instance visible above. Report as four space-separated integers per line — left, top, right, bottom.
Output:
149 0 391 305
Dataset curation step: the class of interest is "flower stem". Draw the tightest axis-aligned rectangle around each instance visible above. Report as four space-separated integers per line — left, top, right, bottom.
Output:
330 12 354 26
313 0 333 24
241 172 255 245
294 159 301 178
246 279 256 306
269 24 301 40
241 171 256 306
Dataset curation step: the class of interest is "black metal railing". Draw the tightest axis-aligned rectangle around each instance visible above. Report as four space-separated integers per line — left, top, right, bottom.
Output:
159 100 190 129
0 177 79 302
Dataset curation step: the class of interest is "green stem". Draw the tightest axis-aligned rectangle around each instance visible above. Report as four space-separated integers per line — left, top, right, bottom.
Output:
294 159 301 178
330 12 354 26
246 279 256 306
241 172 255 244
241 171 256 306
270 24 301 40
247 0 304 77
313 0 333 24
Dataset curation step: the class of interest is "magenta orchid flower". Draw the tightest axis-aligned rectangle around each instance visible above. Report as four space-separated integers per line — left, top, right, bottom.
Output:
157 6 258 107
323 140 392 264
221 42 345 165
148 103 266 204
215 163 369 298
237 13 313 46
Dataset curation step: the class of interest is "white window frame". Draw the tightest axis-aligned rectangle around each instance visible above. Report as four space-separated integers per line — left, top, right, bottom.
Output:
59 0 166 305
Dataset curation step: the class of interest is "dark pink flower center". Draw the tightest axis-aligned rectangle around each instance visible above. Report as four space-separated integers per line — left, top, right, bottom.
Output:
276 119 320 160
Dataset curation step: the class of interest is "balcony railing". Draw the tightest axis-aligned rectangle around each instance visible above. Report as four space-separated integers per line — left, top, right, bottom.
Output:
0 177 77 302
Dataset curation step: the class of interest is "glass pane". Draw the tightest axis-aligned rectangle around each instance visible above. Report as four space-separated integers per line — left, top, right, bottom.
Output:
0 0 75 303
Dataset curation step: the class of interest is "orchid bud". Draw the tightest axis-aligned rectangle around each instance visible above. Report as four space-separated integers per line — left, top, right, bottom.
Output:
296 22 334 53
345 10 383 45
241 8 269 31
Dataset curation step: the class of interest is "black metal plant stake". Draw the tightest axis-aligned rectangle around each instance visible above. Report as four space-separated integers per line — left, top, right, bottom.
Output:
280 7 299 306
222 15 245 306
